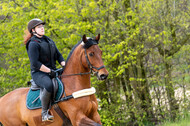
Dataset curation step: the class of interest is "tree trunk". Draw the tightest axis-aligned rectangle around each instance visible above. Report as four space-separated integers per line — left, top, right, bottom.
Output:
165 62 179 119
136 54 155 120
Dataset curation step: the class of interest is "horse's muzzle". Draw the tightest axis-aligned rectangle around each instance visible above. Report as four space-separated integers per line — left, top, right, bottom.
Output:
98 73 108 80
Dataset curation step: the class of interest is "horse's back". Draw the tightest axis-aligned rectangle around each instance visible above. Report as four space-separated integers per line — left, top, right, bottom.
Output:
0 87 29 105
0 88 29 125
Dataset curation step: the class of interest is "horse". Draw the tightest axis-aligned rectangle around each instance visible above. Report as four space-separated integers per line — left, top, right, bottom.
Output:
0 34 109 126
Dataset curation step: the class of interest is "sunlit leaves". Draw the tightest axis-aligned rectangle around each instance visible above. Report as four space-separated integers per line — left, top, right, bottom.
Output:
0 0 190 125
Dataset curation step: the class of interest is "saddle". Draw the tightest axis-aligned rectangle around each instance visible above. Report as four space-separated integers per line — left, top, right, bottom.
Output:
27 77 72 125
30 78 59 101
26 77 64 110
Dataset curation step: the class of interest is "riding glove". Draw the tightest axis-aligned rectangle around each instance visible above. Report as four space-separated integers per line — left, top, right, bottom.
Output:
49 69 56 78
57 66 64 75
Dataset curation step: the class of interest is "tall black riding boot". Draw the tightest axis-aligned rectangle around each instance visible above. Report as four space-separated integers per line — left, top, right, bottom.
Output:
41 89 54 122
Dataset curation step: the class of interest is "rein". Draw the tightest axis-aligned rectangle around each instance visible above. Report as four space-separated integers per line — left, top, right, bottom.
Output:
60 71 91 78
61 49 105 78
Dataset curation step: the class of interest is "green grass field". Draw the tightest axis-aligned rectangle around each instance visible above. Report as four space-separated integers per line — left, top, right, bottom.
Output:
161 116 190 126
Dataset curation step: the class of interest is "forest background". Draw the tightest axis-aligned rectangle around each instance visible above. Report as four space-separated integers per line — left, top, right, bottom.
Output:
0 0 190 125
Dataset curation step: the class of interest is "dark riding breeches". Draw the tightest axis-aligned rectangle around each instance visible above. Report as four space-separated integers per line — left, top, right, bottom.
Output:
32 71 53 93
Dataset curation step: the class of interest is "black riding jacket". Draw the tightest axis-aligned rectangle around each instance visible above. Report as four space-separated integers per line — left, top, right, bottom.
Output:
27 35 64 73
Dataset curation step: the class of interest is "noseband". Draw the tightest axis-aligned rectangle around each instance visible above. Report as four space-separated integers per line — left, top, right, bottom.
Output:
84 49 105 72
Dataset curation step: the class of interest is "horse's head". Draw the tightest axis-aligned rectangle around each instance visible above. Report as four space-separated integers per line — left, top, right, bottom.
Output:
81 34 109 80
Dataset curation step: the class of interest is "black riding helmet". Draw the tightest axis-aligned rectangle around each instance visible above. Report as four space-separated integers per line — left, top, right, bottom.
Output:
27 18 45 33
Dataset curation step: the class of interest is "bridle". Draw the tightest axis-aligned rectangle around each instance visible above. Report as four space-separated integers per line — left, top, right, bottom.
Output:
60 48 105 78
84 49 105 72
55 41 106 103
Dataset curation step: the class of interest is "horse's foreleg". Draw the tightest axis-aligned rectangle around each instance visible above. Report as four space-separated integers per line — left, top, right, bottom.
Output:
88 101 102 125
90 111 102 125
74 114 101 126
79 116 101 126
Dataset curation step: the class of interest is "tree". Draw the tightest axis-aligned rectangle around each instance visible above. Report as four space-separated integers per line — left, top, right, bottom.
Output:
0 0 190 125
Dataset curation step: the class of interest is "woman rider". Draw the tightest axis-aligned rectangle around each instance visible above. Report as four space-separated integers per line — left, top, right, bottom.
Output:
24 18 65 122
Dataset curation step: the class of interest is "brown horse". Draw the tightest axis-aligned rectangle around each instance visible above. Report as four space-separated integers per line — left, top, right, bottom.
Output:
0 34 108 126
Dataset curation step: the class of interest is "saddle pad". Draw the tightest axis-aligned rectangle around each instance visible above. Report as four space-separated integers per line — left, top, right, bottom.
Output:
26 78 64 110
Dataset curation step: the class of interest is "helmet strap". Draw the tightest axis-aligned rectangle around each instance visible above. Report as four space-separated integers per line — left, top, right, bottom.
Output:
32 30 43 37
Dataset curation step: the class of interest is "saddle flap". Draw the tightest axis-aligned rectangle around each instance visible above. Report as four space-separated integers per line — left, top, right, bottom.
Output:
52 78 59 100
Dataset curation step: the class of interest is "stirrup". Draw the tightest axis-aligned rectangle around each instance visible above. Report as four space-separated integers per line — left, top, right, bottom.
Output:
42 111 54 122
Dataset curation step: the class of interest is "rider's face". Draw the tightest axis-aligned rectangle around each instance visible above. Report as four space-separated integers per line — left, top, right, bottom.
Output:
34 24 45 36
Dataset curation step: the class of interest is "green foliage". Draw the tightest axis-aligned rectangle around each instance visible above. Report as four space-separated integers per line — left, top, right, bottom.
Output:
0 0 190 125
98 92 128 126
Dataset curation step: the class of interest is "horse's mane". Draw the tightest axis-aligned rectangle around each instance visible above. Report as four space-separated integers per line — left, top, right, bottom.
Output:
66 40 82 63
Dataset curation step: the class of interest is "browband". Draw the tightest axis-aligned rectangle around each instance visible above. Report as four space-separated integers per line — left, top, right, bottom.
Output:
83 38 98 49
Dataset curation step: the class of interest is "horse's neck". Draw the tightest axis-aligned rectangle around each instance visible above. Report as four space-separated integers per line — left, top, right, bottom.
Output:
62 46 91 90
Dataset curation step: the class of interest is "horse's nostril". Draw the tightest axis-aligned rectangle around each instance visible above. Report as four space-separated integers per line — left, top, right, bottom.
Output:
100 74 108 80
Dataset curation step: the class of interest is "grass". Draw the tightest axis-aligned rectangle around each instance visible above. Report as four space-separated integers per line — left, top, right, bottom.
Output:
161 115 190 126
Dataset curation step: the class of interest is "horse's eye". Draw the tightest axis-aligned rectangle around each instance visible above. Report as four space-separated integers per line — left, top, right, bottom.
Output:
89 52 94 57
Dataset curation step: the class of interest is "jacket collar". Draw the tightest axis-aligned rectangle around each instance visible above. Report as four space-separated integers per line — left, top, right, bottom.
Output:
30 35 44 43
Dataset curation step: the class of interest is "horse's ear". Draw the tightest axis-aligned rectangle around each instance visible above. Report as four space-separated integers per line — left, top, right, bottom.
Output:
95 33 100 41
83 34 88 43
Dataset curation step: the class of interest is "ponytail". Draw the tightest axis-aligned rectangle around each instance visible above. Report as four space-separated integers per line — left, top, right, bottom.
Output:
24 30 33 45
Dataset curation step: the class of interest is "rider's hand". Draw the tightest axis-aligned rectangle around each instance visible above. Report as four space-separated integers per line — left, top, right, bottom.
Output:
49 69 56 78
58 66 65 75
62 65 65 70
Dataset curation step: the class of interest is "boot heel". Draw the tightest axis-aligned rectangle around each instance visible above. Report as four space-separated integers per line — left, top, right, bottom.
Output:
47 115 54 122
